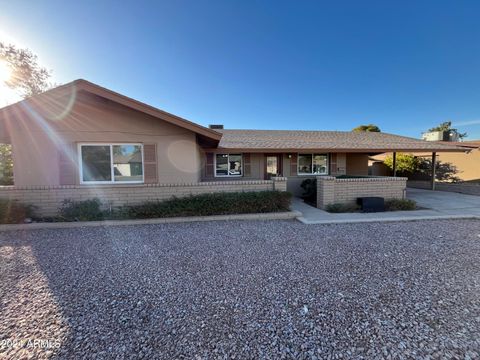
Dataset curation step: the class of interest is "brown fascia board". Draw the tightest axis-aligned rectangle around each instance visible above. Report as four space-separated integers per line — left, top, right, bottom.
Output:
202 147 469 153
0 79 223 142
433 141 479 149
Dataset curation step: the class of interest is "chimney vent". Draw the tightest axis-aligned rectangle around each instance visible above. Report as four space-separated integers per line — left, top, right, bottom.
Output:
209 124 224 129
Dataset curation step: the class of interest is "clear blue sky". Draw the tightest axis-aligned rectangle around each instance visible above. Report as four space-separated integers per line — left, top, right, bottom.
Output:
1 0 480 139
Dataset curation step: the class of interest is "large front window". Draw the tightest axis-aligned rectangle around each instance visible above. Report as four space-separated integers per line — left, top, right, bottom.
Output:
215 154 242 177
298 154 328 175
79 144 144 184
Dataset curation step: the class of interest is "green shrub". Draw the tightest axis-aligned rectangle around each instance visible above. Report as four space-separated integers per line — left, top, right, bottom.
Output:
300 178 317 204
385 199 417 211
325 199 417 213
59 198 104 221
325 203 359 213
0 199 34 223
115 191 292 219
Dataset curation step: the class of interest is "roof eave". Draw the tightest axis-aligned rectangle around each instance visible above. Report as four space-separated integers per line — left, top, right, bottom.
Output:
210 147 469 153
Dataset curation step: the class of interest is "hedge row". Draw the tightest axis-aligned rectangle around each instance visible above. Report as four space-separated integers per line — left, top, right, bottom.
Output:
56 191 293 222
325 198 417 213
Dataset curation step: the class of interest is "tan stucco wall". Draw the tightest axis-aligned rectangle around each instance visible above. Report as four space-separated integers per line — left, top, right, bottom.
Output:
346 153 369 175
434 150 480 182
369 162 391 176
6 93 202 186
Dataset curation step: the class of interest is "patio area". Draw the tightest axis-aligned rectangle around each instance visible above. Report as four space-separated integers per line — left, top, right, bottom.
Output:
293 188 480 224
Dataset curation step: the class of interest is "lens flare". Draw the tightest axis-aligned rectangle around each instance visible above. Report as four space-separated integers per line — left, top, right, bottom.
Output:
0 60 20 106
0 60 12 83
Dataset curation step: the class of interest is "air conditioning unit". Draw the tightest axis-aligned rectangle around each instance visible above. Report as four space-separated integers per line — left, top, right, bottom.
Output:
421 130 459 142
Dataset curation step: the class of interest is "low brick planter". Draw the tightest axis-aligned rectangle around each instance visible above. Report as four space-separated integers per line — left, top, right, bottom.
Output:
0 177 288 217
316 176 407 209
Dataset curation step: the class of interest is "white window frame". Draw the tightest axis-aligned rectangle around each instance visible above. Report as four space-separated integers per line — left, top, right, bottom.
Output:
297 153 329 176
78 143 145 185
214 153 243 177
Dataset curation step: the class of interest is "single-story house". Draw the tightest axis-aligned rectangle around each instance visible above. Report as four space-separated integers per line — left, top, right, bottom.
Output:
0 79 466 215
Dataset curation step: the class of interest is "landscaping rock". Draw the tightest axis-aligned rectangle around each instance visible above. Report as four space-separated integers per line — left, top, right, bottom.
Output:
0 219 479 359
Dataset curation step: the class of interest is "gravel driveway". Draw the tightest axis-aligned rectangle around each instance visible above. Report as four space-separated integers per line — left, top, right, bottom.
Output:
1 219 479 359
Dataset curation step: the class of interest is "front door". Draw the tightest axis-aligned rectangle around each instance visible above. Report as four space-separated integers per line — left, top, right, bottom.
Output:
264 154 282 179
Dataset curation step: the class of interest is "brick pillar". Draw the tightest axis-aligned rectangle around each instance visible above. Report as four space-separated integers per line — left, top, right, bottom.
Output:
272 177 287 191
316 176 336 209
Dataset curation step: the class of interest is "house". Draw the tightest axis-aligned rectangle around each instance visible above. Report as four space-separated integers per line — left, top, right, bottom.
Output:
0 80 465 215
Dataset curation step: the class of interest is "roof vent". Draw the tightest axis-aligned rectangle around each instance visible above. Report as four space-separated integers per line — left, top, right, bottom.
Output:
209 124 224 129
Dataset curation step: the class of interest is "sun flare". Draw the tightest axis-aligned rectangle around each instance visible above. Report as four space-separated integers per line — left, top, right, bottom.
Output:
0 60 20 105
0 60 12 83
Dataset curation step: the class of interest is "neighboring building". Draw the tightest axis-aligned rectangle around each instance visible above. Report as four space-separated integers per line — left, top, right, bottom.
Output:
0 80 465 214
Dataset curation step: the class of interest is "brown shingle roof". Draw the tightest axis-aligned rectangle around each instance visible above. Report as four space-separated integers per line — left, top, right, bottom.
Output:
216 129 467 152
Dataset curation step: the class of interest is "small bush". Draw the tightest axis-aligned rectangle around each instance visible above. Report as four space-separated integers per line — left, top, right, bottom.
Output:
0 199 34 223
385 199 417 211
115 191 292 219
325 203 359 213
59 198 104 221
300 178 317 204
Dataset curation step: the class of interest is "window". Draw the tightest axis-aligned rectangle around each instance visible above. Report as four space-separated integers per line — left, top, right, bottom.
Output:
298 154 328 175
215 154 242 177
79 144 144 184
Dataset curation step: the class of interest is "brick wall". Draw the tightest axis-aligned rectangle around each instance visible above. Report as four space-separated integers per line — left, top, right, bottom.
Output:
316 176 407 209
272 177 288 191
406 180 431 190
408 180 480 196
0 178 287 217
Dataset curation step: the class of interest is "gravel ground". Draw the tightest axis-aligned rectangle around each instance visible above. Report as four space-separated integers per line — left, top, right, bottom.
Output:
1 219 480 359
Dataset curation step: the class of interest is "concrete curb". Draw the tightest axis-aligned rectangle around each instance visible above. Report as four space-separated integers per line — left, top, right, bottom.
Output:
0 211 302 232
296 214 480 225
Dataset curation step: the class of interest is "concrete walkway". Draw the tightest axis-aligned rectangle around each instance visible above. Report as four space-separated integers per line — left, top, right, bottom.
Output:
293 188 480 224
407 187 480 215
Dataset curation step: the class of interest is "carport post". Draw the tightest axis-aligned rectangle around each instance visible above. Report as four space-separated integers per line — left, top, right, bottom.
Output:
431 152 437 190
392 152 397 177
